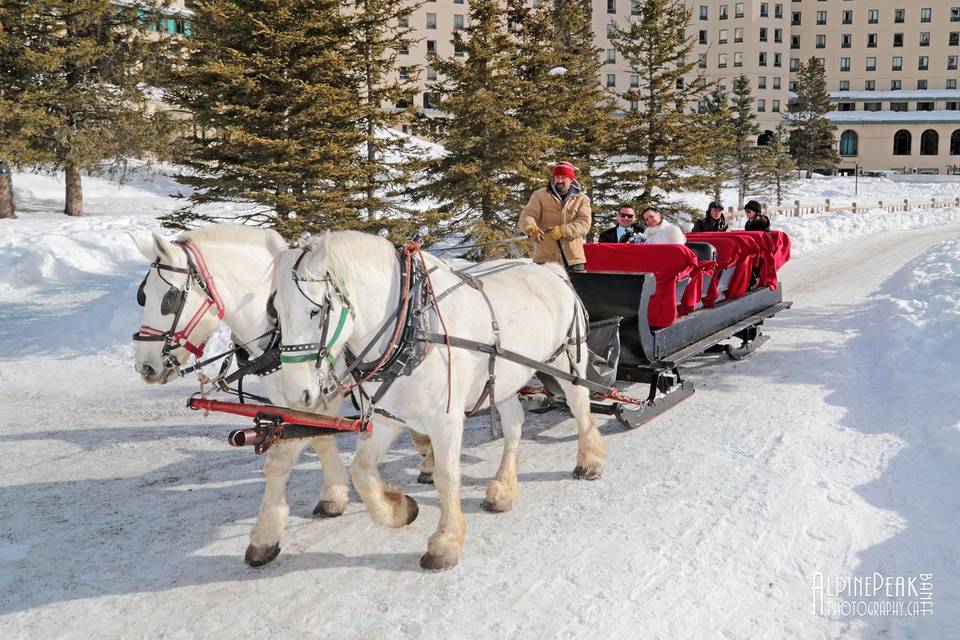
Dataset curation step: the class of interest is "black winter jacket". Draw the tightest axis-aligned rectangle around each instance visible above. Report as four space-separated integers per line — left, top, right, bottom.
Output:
691 214 728 233
598 224 644 243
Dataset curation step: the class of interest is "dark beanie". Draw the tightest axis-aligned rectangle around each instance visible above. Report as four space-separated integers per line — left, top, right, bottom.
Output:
744 200 762 215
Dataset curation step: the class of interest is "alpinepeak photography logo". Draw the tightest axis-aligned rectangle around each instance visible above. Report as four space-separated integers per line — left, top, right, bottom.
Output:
814 572 934 617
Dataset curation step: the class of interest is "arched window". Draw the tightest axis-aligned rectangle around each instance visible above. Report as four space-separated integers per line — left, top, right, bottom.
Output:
839 130 858 156
757 130 774 146
893 129 912 155
920 129 939 156
951 130 960 155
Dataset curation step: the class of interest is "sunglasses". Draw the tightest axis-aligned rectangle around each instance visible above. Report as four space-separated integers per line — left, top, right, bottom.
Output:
617 212 635 218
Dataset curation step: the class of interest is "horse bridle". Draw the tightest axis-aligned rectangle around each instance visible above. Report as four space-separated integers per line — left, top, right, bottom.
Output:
133 241 225 369
278 248 354 384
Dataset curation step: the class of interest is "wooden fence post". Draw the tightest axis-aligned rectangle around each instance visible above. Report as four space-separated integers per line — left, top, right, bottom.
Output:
825 198 831 212
904 198 909 211
794 200 801 217
878 200 884 212
852 202 857 213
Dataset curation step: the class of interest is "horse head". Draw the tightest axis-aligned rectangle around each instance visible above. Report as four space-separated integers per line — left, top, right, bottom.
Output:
273 233 357 409
130 232 224 383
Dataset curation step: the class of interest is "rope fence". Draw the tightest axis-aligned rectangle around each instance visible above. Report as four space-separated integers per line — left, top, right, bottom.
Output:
726 197 960 218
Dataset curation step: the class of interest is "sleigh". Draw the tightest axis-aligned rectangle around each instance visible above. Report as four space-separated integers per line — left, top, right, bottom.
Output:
526 231 793 428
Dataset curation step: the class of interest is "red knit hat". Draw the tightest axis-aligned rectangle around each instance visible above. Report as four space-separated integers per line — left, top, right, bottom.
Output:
552 161 576 181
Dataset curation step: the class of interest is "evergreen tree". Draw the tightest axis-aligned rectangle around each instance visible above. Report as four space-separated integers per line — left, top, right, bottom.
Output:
164 0 379 237
729 74 761 209
699 83 735 207
608 0 716 218
787 57 838 177
756 123 796 206
545 0 618 213
0 161 13 219
413 0 545 252
352 0 421 221
0 0 177 216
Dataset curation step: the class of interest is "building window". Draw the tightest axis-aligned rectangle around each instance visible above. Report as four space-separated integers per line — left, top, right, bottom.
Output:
772 100 781 113
919 32 930 47
774 28 783 43
790 57 800 71
838 103 855 112
629 100 639 112
399 66 409 80
816 11 826 25
953 7 960 21
426 65 437 81
719 29 728 44
864 102 883 112
866 57 877 71
920 130 939 155
720 5 728 19
842 10 853 24
734 52 743 67
718 53 727 68
918 79 928 90
759 52 768 66
700 5 708 20
894 8 905 23
891 79 901 90
631 0 641 15
839 57 850 72
775 4 783 19
894 33 903 47
735 27 744 43
867 33 878 48
773 77 781 89
606 74 616 87
760 27 768 42
839 130 858 156
607 0 616 14
865 80 876 91
700 30 708 44
892 56 902 71
453 14 464 30
816 34 826 48
760 3 769 18
917 102 935 111
919 56 929 70
950 56 959 70
757 99 766 112
427 40 436 54
789 81 797 92
758 76 767 89
699 54 707 68
735 3 744 19
890 102 908 112
951 130 960 154
774 53 782 67
423 92 438 110
630 74 639 88
791 12 801 26
921 8 932 23
426 13 436 29
868 9 878 24
952 32 960 46
949 79 958 90
839 80 850 91
606 49 616 63
893 130 912 155
841 34 851 48
791 35 800 49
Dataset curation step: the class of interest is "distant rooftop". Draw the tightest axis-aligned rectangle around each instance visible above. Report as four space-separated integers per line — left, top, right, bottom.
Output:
830 90 960 102
827 110 960 124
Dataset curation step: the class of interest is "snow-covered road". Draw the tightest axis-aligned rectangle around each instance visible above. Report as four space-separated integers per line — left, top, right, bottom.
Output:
2 224 959 640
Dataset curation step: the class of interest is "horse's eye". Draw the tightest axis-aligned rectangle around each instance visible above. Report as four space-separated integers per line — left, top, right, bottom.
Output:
310 308 321 319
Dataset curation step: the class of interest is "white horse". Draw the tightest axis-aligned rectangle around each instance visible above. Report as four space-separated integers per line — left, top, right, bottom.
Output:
270 230 605 570
131 225 352 566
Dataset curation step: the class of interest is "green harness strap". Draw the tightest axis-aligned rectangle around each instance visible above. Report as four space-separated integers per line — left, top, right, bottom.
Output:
280 306 350 367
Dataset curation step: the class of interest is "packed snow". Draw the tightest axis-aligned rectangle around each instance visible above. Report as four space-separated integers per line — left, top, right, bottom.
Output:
1 167 959 639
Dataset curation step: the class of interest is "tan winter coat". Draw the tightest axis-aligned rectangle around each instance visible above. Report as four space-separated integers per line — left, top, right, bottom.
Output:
517 185 592 266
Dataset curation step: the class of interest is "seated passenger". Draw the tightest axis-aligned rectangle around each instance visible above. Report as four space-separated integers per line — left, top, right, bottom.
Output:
641 206 686 244
743 200 771 231
691 201 728 232
597 205 644 243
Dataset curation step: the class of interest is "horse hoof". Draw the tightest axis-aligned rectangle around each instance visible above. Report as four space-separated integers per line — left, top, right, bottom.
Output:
420 551 459 571
572 465 602 481
416 471 434 485
245 542 281 567
401 495 419 526
481 497 513 513
313 500 346 518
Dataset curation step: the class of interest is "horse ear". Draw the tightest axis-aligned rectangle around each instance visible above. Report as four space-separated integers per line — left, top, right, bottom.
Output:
130 233 156 261
152 233 178 262
304 234 329 275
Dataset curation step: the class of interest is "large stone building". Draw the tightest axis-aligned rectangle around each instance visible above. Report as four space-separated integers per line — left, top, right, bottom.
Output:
158 0 960 174
395 0 960 175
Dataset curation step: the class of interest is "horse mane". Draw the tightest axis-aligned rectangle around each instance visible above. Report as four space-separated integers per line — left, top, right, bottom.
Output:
178 224 288 256
315 230 398 286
